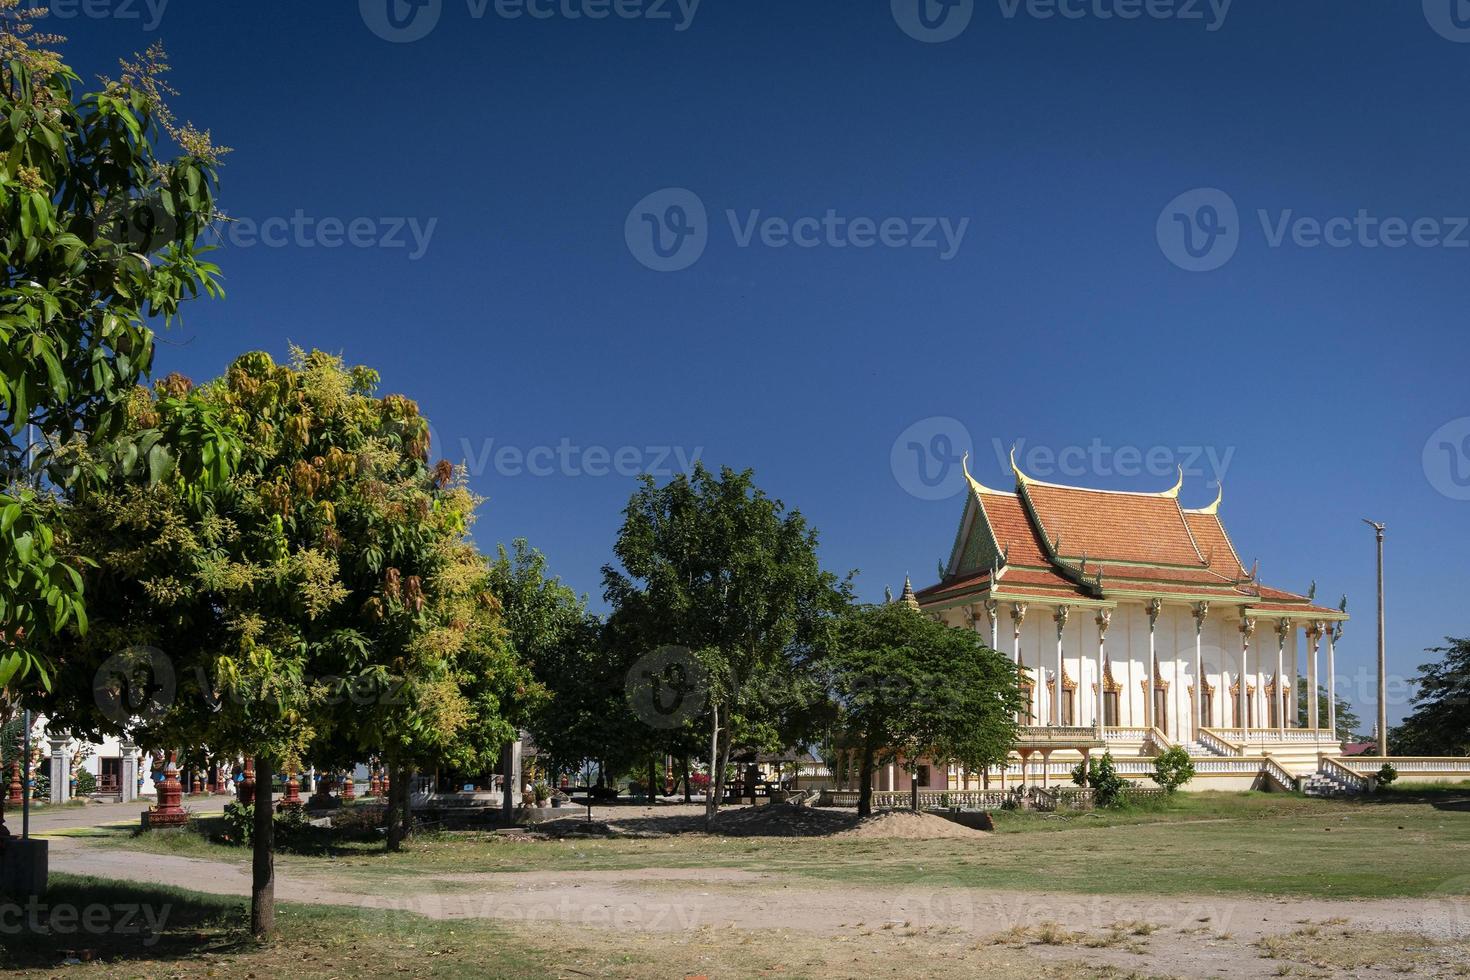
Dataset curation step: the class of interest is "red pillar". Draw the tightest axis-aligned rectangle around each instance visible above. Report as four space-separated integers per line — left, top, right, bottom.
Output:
279 772 303 810
146 753 189 829
239 757 256 805
7 762 22 805
342 771 356 801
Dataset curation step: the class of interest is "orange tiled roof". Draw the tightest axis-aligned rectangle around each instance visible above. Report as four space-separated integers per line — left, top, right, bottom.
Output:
914 455 1343 618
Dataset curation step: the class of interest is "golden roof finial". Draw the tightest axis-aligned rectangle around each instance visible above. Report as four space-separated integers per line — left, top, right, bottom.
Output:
1161 465 1183 499
1009 444 1032 487
962 451 1005 496
1188 482 1223 515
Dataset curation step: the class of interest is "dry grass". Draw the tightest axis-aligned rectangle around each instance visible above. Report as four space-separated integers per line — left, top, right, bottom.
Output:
1256 925 1470 976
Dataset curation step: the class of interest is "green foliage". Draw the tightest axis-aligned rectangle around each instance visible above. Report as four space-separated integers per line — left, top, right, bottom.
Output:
1376 762 1398 786
1391 638 1470 757
74 768 96 795
1074 752 1127 808
823 603 1023 816
1151 745 1196 794
603 464 852 820
0 38 224 690
222 801 253 846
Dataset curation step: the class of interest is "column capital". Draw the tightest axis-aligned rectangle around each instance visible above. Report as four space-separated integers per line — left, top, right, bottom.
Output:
982 599 998 623
1239 615 1257 638
1305 619 1324 640
1145 597 1162 627
1053 605 1070 631
1010 602 1028 631
1192 600 1210 630
1095 608 1112 635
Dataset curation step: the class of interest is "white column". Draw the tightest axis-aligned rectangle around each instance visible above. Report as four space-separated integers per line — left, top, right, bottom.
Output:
1238 617 1255 732
49 738 71 805
1307 622 1322 730
1192 602 1209 739
1146 598 1161 733
1095 610 1111 737
120 740 138 803
1053 607 1069 727
1275 620 1287 734
1328 622 1340 740
985 599 999 652
1011 603 1029 723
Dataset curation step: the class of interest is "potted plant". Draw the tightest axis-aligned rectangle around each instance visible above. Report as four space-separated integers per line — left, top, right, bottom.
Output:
533 782 551 807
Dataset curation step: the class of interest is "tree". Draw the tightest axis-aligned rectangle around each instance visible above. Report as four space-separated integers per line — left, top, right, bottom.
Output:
602 464 851 829
1296 678 1361 743
1391 638 1470 757
1151 745 1195 794
822 603 1022 818
0 23 224 690
39 350 509 935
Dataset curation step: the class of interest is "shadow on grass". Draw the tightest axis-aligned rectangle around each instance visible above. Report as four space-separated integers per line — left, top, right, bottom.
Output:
0 873 252 968
1347 783 1470 812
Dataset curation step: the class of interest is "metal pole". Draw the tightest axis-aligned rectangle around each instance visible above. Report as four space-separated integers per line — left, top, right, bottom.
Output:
1363 520 1387 756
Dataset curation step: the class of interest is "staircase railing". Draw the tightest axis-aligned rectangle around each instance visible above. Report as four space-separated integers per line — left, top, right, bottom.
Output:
1318 755 1370 794
1261 756 1299 792
1198 728 1246 757
1143 727 1173 755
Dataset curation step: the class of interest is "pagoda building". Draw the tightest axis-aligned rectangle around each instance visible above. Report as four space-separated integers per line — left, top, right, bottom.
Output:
910 450 1349 786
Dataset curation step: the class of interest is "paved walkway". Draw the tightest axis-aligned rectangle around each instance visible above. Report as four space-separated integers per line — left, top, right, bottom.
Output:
6 794 231 835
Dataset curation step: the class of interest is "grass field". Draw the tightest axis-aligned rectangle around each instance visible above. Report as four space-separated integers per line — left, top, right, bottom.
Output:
80 789 1470 900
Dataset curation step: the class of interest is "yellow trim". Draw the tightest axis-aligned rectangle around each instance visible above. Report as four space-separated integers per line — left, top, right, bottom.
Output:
1185 483 1224 516
961 451 1009 497
1010 445 1182 499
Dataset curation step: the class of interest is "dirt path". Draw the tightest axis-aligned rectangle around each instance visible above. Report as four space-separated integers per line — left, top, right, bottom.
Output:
50 836 1470 942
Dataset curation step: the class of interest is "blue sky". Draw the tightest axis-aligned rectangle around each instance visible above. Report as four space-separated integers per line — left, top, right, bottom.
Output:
53 1 1470 726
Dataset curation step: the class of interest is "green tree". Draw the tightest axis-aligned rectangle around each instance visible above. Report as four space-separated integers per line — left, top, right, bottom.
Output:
602 464 851 829
1391 638 1470 757
822 603 1022 817
1151 745 1195 794
0 25 224 690
40 350 507 936
1295 677 1361 743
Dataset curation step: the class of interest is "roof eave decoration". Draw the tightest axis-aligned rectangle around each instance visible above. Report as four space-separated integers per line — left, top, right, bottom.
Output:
962 451 1006 497
1185 482 1224 516
1010 445 1183 499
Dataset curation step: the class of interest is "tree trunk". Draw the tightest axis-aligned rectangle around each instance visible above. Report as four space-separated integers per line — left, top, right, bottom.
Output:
703 701 721 829
398 766 413 841
857 749 875 819
910 774 919 812
501 741 515 819
251 756 276 938
386 764 404 852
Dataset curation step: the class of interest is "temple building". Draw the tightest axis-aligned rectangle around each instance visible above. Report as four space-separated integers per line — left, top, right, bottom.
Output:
902 451 1368 792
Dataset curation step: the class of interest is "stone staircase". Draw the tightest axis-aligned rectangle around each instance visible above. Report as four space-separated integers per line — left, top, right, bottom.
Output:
1302 769 1359 798
1182 739 1229 758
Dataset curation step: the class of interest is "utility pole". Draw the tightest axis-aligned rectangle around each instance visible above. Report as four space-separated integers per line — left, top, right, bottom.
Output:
1363 520 1387 758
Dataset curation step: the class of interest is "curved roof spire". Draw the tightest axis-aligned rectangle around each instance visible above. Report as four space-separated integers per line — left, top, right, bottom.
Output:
1160 465 1184 499
1187 482 1223 515
962 451 1006 496
1009 444 1030 486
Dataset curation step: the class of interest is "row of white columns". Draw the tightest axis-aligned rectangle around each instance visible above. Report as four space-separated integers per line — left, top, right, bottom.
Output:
976 600 1340 741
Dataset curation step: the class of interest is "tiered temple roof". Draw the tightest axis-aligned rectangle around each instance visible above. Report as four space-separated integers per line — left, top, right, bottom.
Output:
915 450 1344 620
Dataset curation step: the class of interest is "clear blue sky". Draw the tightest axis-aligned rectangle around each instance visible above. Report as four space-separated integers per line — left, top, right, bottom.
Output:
55 2 1470 726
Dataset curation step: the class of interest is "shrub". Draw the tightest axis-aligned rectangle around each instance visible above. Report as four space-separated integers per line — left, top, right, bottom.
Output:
223 801 254 846
74 770 97 795
1075 752 1127 808
1151 746 1196 794
533 781 551 804
1376 762 1398 786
